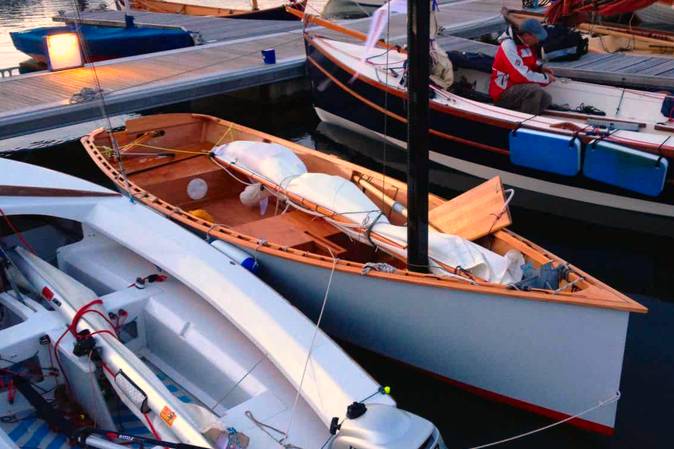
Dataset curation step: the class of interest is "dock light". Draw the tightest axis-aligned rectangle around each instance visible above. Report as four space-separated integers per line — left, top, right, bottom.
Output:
44 32 83 71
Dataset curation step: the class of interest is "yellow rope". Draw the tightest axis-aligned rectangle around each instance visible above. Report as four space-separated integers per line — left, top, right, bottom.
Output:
100 143 209 156
213 123 235 148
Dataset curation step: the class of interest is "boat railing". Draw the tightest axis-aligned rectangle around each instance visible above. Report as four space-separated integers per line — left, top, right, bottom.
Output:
0 67 20 79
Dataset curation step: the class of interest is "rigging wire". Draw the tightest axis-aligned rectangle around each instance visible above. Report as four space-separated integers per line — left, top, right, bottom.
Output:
69 0 134 200
284 248 338 443
467 391 621 449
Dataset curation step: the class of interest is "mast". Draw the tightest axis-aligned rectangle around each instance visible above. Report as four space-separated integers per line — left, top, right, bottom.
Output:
406 0 430 272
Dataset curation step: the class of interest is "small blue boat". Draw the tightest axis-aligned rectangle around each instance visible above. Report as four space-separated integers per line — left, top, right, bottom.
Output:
10 23 194 64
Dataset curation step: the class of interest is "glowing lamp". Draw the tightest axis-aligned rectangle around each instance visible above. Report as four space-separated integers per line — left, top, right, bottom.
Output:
44 32 83 71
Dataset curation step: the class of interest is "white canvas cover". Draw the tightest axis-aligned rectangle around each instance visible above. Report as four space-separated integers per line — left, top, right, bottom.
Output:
214 142 523 284
213 140 307 186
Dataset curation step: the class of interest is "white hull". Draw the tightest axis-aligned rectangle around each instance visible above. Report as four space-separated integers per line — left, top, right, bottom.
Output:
251 246 627 433
316 107 674 234
0 159 441 449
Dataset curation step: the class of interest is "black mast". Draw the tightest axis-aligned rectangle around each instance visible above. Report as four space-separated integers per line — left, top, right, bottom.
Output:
406 0 430 272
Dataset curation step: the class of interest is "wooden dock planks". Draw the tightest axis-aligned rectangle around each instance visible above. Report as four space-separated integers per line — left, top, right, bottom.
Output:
2 0 673 140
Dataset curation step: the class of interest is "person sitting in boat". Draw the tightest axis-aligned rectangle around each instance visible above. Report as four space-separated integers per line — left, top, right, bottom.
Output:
489 19 556 115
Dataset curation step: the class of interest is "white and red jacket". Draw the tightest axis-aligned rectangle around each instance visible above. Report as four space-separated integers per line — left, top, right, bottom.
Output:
489 27 551 101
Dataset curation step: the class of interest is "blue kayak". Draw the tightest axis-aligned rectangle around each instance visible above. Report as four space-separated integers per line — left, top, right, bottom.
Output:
10 23 194 64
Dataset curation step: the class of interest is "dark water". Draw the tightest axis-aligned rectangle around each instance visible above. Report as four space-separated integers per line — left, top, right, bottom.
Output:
0 0 116 69
3 91 673 448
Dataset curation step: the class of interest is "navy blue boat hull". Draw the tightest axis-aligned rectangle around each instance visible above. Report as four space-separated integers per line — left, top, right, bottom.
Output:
10 24 194 64
305 35 674 236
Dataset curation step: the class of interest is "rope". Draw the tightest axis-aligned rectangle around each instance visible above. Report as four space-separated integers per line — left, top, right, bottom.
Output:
245 411 303 448
361 262 396 274
211 356 266 410
0 208 36 253
284 249 337 444
69 87 107 104
468 391 621 449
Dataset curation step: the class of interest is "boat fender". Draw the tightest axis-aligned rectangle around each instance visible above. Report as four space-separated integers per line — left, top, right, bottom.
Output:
210 240 259 273
509 128 581 176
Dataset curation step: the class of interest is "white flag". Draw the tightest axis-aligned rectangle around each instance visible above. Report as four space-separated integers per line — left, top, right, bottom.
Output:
363 0 407 59
362 0 441 60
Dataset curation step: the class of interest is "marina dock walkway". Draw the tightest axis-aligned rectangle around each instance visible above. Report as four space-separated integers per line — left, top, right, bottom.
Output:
2 0 674 140
0 0 512 139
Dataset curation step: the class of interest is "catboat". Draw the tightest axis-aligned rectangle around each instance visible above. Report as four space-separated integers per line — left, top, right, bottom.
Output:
126 0 305 20
82 112 646 435
0 158 443 449
300 14 674 236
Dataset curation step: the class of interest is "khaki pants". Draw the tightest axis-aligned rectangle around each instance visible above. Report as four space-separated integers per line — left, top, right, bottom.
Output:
496 83 552 115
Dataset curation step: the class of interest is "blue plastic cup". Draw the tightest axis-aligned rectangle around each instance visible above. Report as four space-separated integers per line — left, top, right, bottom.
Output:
261 48 276 64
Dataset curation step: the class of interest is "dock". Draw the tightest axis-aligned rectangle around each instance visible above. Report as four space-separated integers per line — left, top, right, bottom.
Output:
2 0 674 140
438 35 674 90
0 0 513 140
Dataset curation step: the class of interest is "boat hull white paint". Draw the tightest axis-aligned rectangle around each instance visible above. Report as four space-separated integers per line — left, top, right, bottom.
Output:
249 246 627 433
316 107 674 237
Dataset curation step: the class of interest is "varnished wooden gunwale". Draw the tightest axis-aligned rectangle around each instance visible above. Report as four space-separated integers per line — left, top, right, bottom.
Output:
130 0 301 18
81 113 646 313
307 34 674 159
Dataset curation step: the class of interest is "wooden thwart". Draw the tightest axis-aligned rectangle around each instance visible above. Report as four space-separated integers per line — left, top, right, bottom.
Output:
429 176 511 241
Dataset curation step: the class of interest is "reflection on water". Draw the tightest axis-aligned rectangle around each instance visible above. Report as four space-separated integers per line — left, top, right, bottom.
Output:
0 0 115 69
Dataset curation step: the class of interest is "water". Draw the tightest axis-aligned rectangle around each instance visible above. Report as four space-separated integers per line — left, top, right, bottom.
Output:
0 0 115 70
3 92 674 448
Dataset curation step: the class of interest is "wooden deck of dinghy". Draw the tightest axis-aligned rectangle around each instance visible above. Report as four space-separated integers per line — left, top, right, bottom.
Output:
81 113 646 314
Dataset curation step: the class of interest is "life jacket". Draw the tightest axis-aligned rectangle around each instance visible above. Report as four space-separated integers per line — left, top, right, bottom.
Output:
489 27 551 102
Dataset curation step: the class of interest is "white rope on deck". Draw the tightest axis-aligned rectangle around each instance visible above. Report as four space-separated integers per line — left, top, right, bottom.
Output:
468 391 621 449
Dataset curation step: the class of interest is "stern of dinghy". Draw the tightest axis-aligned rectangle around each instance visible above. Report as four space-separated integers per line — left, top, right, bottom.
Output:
331 403 445 449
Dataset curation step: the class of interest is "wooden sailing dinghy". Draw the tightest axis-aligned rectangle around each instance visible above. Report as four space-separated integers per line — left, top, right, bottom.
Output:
82 113 646 435
126 0 305 20
299 13 674 237
0 158 442 449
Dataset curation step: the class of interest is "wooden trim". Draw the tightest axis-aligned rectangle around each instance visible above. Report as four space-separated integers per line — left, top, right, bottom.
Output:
307 54 510 156
545 110 647 128
655 122 674 132
80 115 647 314
0 185 119 198
307 35 674 160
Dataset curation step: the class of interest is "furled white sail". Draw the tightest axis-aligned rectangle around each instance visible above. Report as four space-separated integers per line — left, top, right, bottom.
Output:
214 142 523 284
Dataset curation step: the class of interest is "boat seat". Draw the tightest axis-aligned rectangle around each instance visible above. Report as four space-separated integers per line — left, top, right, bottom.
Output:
232 210 346 254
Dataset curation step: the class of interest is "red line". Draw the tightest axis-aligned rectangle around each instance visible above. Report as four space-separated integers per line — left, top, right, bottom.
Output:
0 207 36 253
425 370 615 436
358 345 616 435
